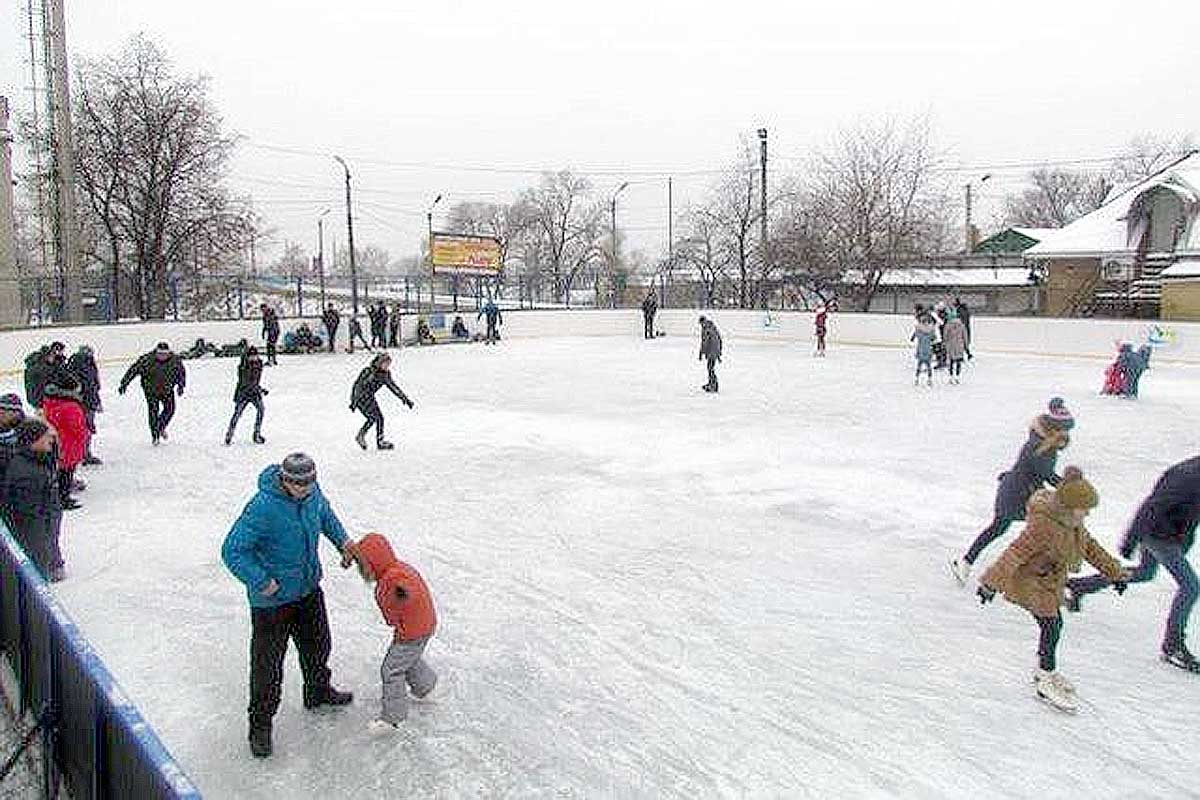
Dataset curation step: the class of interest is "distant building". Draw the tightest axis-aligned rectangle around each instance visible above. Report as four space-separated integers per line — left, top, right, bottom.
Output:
973 227 1058 255
1024 151 1200 318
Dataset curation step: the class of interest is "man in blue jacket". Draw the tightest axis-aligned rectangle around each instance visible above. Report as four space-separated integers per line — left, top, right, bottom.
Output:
222 452 364 758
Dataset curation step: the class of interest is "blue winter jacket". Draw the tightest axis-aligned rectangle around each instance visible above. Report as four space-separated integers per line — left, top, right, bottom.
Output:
222 465 350 608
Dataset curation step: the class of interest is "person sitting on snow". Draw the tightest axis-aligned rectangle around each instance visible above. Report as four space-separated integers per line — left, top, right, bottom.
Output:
450 315 469 340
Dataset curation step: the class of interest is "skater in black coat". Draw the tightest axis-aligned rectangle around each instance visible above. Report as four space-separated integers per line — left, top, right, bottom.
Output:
260 305 281 366
24 342 69 410
322 305 341 353
1066 456 1200 671
698 316 722 392
66 345 103 465
641 292 658 339
388 305 403 347
225 347 269 445
1 419 64 581
349 353 413 450
951 397 1075 584
348 315 371 352
118 342 187 445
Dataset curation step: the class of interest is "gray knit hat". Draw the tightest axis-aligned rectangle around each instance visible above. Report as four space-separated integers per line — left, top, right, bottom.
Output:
0 394 23 413
280 452 317 485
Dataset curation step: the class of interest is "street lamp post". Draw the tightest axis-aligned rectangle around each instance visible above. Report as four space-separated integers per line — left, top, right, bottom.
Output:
610 181 629 308
964 174 991 253
427 194 442 311
333 155 359 314
316 207 331 311
757 127 768 310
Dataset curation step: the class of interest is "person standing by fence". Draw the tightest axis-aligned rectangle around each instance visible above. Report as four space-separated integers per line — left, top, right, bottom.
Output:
1 419 65 582
66 345 103 465
260 304 281 366
322 304 341 354
222 453 365 758
118 342 186 445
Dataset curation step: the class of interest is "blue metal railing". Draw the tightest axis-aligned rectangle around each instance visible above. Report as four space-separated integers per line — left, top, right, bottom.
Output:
0 523 201 799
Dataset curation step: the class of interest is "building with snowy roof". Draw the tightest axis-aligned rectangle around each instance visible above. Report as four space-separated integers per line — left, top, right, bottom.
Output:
1024 151 1200 318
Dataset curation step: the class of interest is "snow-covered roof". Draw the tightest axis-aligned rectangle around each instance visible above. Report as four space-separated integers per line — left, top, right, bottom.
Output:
1012 227 1058 242
1026 152 1200 258
842 267 1032 288
1161 258 1200 279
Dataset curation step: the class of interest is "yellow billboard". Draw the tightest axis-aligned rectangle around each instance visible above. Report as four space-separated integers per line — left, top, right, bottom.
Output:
431 233 503 276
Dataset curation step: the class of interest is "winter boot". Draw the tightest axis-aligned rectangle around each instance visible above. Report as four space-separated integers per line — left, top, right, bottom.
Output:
72 478 87 492
355 431 367 450
248 724 273 758
253 431 266 445
303 685 354 710
377 440 395 450
949 557 972 586
1162 644 1200 673
1063 584 1083 613
62 497 81 511
82 452 103 466
1034 670 1078 712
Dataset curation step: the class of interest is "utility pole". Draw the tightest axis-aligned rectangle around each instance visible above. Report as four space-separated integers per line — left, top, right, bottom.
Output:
610 181 628 308
24 0 48 281
757 128 768 310
665 176 672 305
42 0 81 321
0 97 21 326
317 208 330 309
427 194 441 312
964 174 991 253
333 155 359 314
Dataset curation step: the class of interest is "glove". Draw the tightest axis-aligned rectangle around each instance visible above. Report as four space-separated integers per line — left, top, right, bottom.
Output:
118 385 127 396
261 388 270 396
177 385 184 396
340 541 362 570
977 585 996 605
261 578 280 597
349 403 356 411
1113 580 1128 596
395 585 408 600
1118 538 1136 559
404 399 414 410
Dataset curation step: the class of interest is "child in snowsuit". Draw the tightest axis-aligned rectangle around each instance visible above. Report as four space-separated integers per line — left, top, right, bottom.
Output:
978 468 1128 711
41 377 90 510
911 315 935 386
1065 455 1200 671
350 354 414 450
951 397 1074 583
814 307 828 357
354 533 438 732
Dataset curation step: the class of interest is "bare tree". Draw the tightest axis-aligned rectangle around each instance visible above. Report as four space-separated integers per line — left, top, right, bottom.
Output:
1110 133 1196 183
72 35 253 318
808 117 949 310
517 171 604 305
1002 168 1110 229
676 206 730 308
271 240 309 279
704 144 761 308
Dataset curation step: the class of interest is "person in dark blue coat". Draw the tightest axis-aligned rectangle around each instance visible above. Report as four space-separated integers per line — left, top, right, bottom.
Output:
478 299 503 344
260 304 281 366
1066 456 1200 671
221 453 365 757
951 397 1075 584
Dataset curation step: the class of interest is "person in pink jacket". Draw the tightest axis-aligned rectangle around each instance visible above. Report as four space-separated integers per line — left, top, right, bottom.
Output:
41 376 90 511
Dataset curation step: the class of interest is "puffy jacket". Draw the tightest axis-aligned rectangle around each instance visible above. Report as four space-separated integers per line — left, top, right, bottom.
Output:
993 417 1068 521
233 354 264 403
350 363 411 410
357 533 437 641
942 318 968 361
982 489 1124 617
699 320 723 360
24 350 69 409
119 352 186 397
1 447 62 573
222 466 349 608
42 388 90 470
66 351 102 411
1125 456 1200 550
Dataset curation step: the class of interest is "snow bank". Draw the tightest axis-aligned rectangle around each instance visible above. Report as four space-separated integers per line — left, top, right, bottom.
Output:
3 310 1199 375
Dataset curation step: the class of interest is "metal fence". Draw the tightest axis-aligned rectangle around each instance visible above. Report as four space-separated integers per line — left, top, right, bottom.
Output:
0 522 201 799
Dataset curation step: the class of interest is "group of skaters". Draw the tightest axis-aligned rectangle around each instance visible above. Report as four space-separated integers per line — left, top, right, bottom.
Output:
1101 341 1153 397
910 298 972 385
947 397 1199 712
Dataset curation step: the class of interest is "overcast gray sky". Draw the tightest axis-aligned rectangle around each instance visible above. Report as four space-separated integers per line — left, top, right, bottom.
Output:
3 0 1198 266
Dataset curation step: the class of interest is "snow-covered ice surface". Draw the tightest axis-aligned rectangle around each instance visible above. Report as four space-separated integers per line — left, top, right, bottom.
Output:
12 334 1200 798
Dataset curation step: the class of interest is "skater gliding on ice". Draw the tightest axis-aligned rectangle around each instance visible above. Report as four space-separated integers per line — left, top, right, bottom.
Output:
260 304 280 366
354 533 438 733
221 453 365 758
814 305 828 357
350 353 415 450
977 468 1129 712
698 315 722 393
1065 455 1200 672
225 346 268 445
951 397 1075 583
118 342 186 445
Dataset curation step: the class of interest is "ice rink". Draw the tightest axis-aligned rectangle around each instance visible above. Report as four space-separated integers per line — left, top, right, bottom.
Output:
15 331 1200 798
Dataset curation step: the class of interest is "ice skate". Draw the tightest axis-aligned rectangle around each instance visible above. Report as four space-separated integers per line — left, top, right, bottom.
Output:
1063 584 1082 613
1034 670 1078 712
377 440 395 450
1162 645 1200 673
948 557 971 586
82 453 103 466
355 431 367 450
253 432 266 445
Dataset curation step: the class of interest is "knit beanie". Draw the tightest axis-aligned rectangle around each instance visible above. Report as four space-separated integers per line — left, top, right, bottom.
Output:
1057 467 1098 510
1046 397 1075 430
280 452 317 485
15 419 50 448
0 393 23 413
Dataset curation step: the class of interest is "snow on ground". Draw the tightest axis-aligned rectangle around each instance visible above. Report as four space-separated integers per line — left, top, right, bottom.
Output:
6 333 1200 798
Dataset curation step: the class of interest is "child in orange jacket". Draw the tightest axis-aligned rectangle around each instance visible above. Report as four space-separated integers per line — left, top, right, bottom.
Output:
354 533 438 731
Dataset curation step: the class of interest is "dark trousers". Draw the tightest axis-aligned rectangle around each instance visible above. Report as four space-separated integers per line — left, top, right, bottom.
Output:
350 328 370 350
370 325 384 348
57 467 75 504
228 396 264 435
643 314 654 339
249 588 333 728
325 323 339 352
705 356 719 391
146 392 176 438
964 517 1015 564
357 398 385 442
485 320 499 343
1034 613 1062 671
266 336 278 365
816 332 826 353
389 323 400 348
1068 538 1198 651
949 359 963 377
